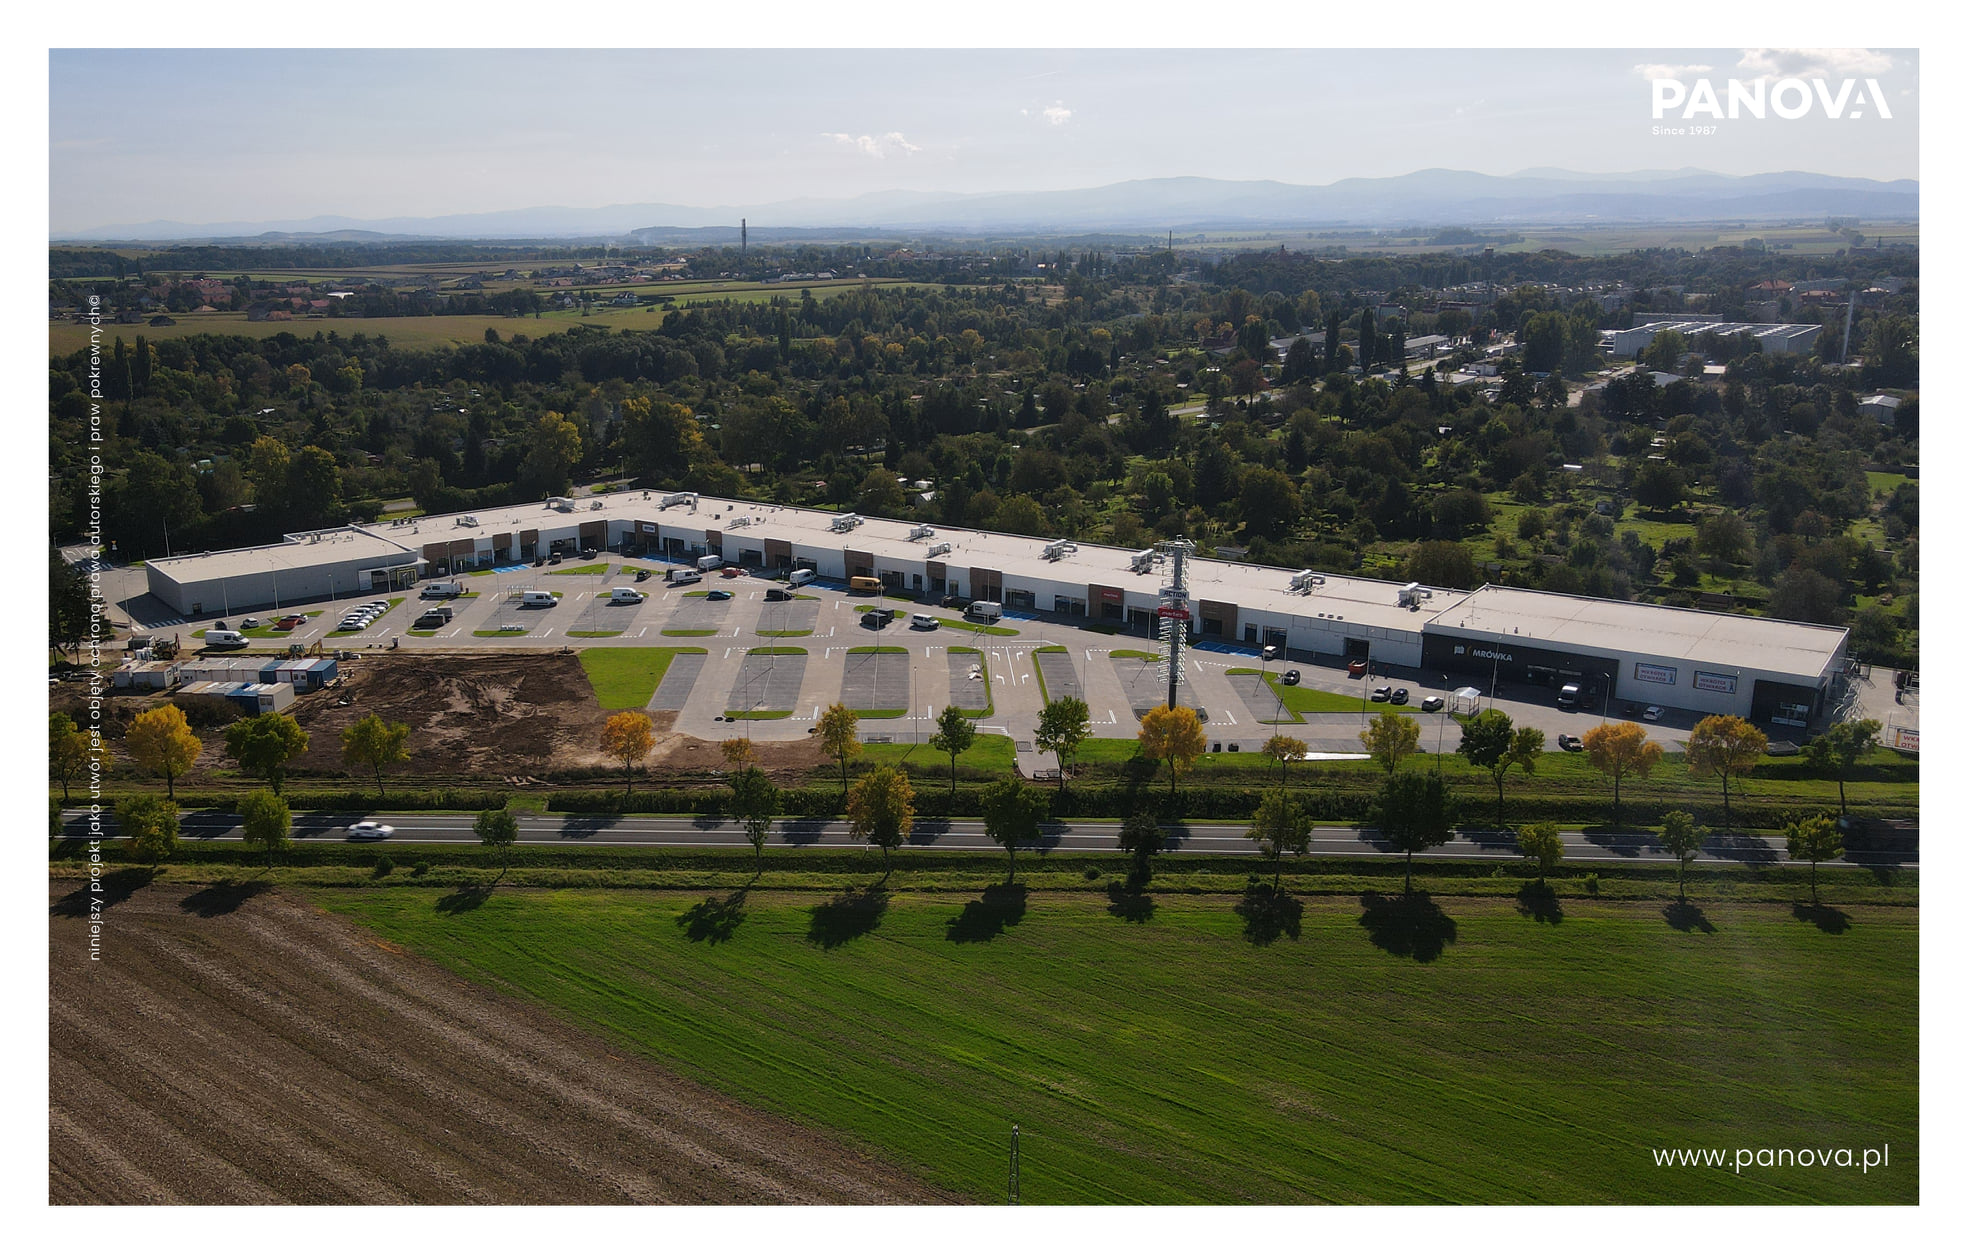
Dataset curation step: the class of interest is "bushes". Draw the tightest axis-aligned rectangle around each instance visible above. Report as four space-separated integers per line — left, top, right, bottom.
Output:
171 693 241 728
99 788 512 813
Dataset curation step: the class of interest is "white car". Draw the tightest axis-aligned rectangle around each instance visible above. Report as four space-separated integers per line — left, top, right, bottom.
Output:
1642 705 1664 722
239 616 260 629
347 820 395 840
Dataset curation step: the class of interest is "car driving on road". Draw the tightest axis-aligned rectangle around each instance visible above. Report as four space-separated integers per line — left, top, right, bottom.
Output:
347 821 395 840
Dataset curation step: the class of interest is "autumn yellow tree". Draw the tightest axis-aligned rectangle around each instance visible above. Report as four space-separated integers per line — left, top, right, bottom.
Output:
126 704 201 800
818 703 862 794
1685 714 1768 833
847 764 915 875
1359 712 1421 775
720 737 755 770
1137 705 1206 795
1581 721 1663 824
1261 732 1307 785
600 711 655 798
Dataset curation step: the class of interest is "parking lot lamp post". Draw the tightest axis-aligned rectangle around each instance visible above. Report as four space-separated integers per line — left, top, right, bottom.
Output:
1601 673 1613 724
1436 672 1450 774
267 559 281 614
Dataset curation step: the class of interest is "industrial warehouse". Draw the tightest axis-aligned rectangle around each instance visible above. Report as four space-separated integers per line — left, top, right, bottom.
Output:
143 491 1850 723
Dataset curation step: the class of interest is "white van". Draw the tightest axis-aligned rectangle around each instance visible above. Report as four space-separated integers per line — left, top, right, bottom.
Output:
204 629 247 647
908 613 940 630
788 568 817 588
520 590 558 608
422 581 463 599
967 601 1003 623
609 587 646 605
697 553 724 572
667 569 701 587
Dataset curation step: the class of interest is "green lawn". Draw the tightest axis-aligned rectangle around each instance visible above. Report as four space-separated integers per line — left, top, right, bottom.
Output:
847 645 908 656
852 606 1018 635
545 564 611 576
577 646 706 709
862 732 1018 776
565 630 622 638
748 646 807 657
1231 669 1427 720
318 888 1919 1205
661 629 718 637
471 628 529 638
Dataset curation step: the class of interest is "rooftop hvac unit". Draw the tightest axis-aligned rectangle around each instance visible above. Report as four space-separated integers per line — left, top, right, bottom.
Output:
459 516 479 527
1041 539 1079 562
658 491 697 510
1397 581 1423 607
546 496 573 511
1128 548 1158 574
830 513 865 533
1288 569 1325 592
726 516 751 530
926 542 952 559
908 524 936 542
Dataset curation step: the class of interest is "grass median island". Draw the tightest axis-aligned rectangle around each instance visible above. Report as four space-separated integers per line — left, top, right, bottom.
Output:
565 630 622 638
661 629 718 637
851 605 1018 635
314 887 1917 1204
577 645 706 709
546 563 611 576
472 627 530 637
1229 668 1426 719
846 645 908 655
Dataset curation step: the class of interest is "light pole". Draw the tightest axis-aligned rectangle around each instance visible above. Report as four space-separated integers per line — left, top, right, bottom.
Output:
1600 672 1613 724
1436 672 1450 774
267 559 281 614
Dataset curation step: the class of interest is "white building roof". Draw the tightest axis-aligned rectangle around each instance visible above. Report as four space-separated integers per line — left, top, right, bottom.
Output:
146 528 419 581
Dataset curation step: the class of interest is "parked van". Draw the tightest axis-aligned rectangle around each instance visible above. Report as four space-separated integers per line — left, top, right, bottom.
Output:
849 575 883 594
609 587 646 605
667 569 701 587
788 568 817 588
1556 683 1582 710
696 553 724 572
967 601 1003 623
908 612 939 630
520 591 558 608
422 581 463 599
204 630 246 647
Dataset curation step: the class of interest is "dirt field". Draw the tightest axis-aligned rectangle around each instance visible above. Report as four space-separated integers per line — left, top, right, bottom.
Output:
49 879 953 1204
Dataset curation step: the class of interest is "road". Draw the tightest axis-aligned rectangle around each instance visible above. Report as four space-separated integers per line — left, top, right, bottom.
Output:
61 810 1892 868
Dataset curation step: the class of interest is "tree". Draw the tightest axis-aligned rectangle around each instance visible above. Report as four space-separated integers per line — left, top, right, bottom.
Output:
238 789 291 868
1376 771 1455 894
285 445 345 527
600 711 654 797
1684 714 1768 832
475 805 519 878
1359 712 1422 775
818 703 862 794
1658 810 1709 902
1803 719 1882 815
340 714 411 799
518 412 583 498
1262 732 1306 784
1405 539 1479 589
981 779 1046 882
117 795 179 867
50 712 102 804
1137 704 1205 795
1237 468 1302 540
222 712 309 794
1631 460 1687 513
50 548 90 658
1767 568 1848 626
1116 811 1166 880
1785 814 1844 904
1456 710 1545 828
846 764 914 875
719 737 755 770
727 765 780 873
1249 788 1312 891
1516 821 1562 883
927 706 975 796
1035 695 1091 791
126 704 201 799
1581 721 1663 824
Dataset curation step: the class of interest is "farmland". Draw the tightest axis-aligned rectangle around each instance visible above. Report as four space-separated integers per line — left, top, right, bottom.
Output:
320 884 1918 1205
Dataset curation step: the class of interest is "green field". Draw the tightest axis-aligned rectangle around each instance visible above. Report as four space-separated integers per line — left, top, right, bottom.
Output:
577 646 705 709
318 887 1918 1204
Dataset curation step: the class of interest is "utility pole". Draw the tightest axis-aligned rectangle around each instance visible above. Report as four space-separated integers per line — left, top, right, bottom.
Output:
1007 1124 1020 1205
1156 539 1195 712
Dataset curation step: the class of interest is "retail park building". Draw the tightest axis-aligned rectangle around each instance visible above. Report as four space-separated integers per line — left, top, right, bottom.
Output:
145 491 1849 726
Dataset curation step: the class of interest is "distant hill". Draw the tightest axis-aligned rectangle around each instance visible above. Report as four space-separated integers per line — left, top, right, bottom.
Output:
58 168 1918 244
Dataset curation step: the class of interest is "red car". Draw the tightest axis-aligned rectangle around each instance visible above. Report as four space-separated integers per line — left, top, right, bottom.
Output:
1347 659 1369 678
275 615 307 631
722 566 741 578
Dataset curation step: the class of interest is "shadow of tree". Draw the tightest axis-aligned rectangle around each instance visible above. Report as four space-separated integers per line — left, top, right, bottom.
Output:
1236 885 1303 945
51 866 155 918
180 879 273 918
1105 880 1156 924
808 885 889 948
1663 901 1716 933
1793 902 1851 934
1358 891 1456 962
679 890 748 944
1515 881 1564 925
947 883 1028 943
436 884 493 915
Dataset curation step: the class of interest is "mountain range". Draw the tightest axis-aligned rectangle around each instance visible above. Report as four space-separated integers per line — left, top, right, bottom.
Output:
57 168 1918 244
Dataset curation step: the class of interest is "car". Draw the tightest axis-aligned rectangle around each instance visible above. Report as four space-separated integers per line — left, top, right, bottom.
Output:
1390 687 1409 706
634 568 652 582
1642 705 1664 722
1281 669 1301 686
347 821 395 840
722 566 741 578
548 553 562 565
1420 695 1445 713
860 610 888 629
413 614 445 629
579 548 599 560
213 620 229 632
706 589 733 601
940 595 969 609
276 615 306 630
1558 734 1585 752
909 612 939 630
533 557 545 567
1371 686 1392 702
764 587 792 602
239 616 260 630
1347 660 1369 678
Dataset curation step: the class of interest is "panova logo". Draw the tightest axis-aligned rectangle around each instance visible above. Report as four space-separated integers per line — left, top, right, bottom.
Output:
1651 76 1893 120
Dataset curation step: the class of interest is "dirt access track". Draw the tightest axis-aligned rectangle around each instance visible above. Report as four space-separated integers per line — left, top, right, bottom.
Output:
49 880 951 1204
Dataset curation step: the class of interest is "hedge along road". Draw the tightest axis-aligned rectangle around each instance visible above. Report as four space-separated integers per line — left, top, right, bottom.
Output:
59 811 1860 867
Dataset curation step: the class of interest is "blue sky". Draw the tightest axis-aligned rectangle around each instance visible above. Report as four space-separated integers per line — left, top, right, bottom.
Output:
49 47 1918 232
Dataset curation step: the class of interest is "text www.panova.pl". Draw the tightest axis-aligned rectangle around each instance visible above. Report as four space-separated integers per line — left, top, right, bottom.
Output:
1652 1144 1891 1174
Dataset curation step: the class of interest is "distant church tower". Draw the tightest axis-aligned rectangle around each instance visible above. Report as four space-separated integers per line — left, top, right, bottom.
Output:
741 218 747 253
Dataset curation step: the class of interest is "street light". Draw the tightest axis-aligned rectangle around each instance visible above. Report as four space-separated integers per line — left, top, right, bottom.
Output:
1600 672 1613 724
1435 672 1450 774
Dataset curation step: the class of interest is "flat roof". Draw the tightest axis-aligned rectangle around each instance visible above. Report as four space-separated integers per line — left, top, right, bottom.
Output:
146 528 419 581
1427 585 1846 677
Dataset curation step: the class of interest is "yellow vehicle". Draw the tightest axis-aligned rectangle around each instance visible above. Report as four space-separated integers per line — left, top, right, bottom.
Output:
849 575 883 594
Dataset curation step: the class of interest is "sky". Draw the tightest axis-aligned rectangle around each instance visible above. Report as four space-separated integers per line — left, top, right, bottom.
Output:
48 47 1918 233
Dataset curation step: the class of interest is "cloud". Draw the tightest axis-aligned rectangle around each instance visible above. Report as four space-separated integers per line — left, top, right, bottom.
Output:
1632 62 1713 79
1735 48 1896 80
820 131 920 159
1019 101 1073 126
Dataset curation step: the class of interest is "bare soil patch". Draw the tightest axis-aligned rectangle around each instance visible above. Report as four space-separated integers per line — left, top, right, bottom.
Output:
49 880 952 1204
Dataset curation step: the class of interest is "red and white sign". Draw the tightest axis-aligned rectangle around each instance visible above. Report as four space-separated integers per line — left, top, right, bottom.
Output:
1155 606 1191 621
